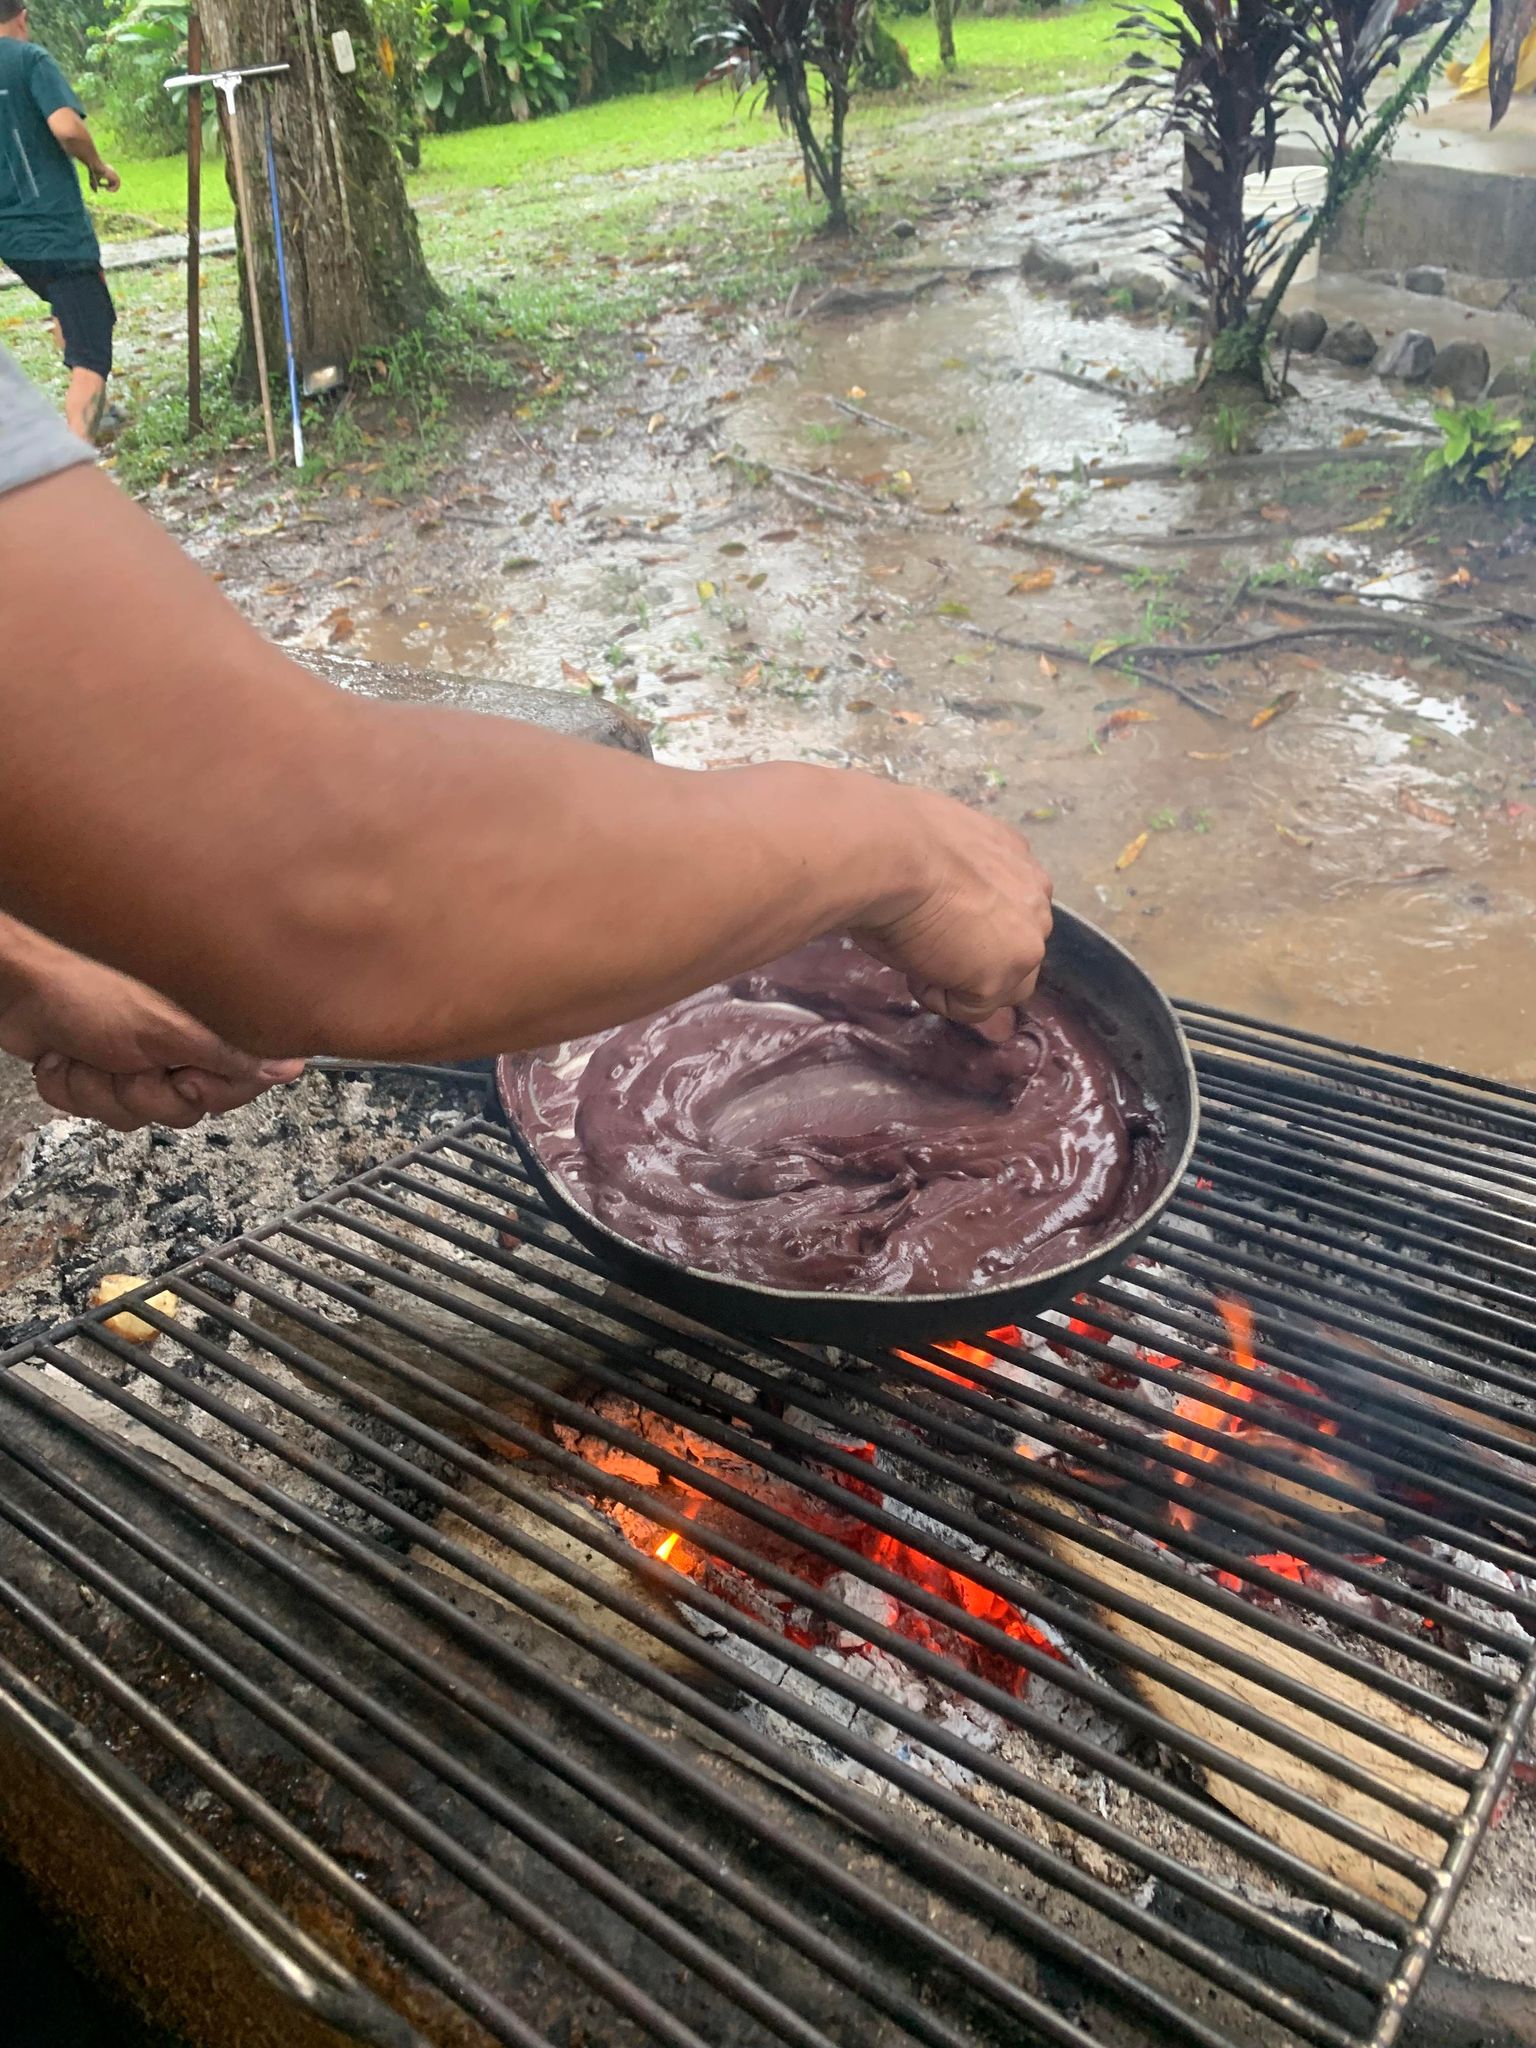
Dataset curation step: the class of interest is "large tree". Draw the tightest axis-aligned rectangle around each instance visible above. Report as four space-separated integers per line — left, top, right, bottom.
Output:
200 0 440 382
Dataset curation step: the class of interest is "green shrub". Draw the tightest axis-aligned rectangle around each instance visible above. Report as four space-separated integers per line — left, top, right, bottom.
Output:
417 0 601 126
1421 400 1534 498
88 0 191 158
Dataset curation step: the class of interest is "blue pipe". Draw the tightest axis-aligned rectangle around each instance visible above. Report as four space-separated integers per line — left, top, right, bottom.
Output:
263 106 304 467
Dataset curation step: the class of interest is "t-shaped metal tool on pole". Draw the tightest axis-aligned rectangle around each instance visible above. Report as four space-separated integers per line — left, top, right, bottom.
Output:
164 62 289 463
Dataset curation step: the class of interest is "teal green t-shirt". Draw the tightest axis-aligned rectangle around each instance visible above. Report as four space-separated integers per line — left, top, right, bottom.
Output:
0 40 99 269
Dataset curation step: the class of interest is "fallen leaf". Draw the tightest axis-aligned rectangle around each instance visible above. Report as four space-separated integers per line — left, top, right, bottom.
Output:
645 511 681 532
549 498 570 524
1251 689 1300 730
1339 427 1369 450
1503 696 1526 716
326 611 355 644
718 540 748 556
263 581 292 596
871 654 897 672
1010 568 1057 595
1099 707 1157 740
1115 831 1149 871
661 709 712 724
738 663 763 688
1258 504 1291 524
1386 864 1451 884
759 528 798 544
890 708 925 725
1399 790 1456 827
937 600 971 618
1008 488 1044 523
750 362 780 384
1089 637 1128 666
1095 475 1132 491
804 665 826 683
1441 565 1474 588
1341 510 1392 533
1515 435 1536 463
888 469 914 497
1025 805 1059 823
1275 822 1313 849
560 658 593 686
847 385 867 399
1038 654 1060 680
745 572 768 591
697 579 717 602
846 697 876 713
1186 749 1234 761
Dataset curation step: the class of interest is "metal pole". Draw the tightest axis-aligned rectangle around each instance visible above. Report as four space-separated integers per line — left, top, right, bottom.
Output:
221 80 278 465
185 14 202 434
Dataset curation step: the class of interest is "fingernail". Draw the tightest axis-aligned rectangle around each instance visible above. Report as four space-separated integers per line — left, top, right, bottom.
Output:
33 1053 63 1076
258 1059 305 1083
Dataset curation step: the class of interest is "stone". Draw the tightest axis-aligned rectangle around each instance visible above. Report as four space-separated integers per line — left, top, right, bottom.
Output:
1432 338 1491 402
1375 330 1438 382
1020 240 1077 288
1489 361 1536 400
1107 268 1166 311
889 217 917 240
1450 276 1514 313
1511 284 1536 324
1405 265 1447 296
296 652 652 755
1280 308 1328 355
1319 318 1377 367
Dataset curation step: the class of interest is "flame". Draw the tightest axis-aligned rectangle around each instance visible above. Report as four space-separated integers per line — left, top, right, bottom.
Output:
654 1531 680 1563
1166 1295 1258 1531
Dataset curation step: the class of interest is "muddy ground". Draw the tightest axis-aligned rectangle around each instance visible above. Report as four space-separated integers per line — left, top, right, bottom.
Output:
156 91 1536 1083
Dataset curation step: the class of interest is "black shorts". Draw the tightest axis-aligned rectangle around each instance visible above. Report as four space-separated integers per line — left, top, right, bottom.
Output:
8 261 116 378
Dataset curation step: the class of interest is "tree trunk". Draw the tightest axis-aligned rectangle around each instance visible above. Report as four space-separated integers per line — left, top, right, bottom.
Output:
200 0 440 389
934 0 957 69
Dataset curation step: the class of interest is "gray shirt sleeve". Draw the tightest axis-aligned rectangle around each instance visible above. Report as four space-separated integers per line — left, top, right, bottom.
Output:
0 343 93 498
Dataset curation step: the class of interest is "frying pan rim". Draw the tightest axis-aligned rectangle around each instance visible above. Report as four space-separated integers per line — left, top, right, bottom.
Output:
496 906 1199 1314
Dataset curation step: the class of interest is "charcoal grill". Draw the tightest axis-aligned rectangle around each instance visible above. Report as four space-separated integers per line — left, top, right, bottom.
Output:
1 1004 1534 2048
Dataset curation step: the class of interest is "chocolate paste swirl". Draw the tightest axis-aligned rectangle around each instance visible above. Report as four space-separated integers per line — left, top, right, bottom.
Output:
507 936 1162 1296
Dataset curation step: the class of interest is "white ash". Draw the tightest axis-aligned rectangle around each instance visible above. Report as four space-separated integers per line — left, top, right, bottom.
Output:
1 1069 480 1344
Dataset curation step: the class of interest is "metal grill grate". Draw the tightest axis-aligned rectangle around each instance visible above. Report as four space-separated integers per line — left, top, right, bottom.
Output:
1 1006 1534 2048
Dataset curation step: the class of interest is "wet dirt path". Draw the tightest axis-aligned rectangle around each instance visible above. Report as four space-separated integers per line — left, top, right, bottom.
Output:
189 101 1536 1084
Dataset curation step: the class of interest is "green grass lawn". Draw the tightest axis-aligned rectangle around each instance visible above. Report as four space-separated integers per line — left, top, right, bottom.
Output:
86 4 1120 239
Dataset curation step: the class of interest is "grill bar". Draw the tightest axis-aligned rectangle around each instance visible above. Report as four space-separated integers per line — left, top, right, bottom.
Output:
0 1008 1531 2048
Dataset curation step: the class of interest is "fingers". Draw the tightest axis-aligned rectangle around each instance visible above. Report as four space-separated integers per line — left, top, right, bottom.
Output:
32 1055 305 1133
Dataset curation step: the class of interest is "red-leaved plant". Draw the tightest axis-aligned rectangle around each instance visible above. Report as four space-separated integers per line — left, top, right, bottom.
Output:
698 1 872 228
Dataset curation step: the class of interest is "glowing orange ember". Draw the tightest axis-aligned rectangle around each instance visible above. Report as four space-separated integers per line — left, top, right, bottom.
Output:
654 1531 680 1563
896 1326 1024 1387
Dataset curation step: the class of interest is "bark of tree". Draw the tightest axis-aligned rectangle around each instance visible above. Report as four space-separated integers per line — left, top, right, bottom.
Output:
200 0 440 388
934 0 957 69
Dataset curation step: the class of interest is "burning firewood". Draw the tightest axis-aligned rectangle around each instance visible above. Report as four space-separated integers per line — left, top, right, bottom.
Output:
1026 1493 1480 1918
412 1481 719 1685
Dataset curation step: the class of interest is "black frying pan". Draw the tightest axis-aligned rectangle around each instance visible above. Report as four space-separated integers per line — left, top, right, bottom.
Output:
495 908 1199 1347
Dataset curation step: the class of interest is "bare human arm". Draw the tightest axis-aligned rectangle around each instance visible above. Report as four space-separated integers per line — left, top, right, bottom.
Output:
0 465 1052 1063
46 107 118 191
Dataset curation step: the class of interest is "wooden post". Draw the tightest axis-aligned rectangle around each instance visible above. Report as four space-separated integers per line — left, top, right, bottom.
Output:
186 12 203 433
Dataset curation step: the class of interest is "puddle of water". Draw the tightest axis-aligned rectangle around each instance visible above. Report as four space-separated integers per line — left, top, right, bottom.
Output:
223 240 1535 1084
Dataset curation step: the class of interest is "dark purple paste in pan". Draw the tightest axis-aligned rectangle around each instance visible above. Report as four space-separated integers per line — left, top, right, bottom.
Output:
506 935 1163 1297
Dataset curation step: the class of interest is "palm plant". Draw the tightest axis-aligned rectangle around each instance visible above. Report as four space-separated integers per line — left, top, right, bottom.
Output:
1117 0 1475 386
1116 0 1304 359
698 1 871 228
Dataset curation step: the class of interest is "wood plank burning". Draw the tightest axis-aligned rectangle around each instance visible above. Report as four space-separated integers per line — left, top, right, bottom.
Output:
1028 1495 1480 1919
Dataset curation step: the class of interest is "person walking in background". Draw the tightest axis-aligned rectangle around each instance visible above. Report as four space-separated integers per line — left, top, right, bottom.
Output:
0 0 119 441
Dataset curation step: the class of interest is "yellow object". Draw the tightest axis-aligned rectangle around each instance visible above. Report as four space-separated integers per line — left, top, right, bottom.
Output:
1449 32 1536 99
91 1273 179 1345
